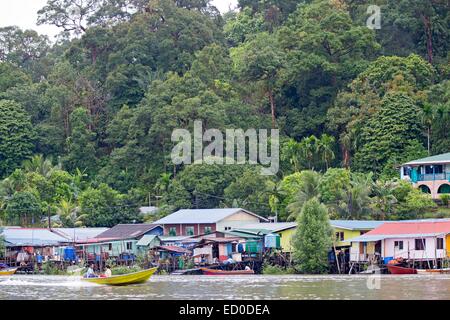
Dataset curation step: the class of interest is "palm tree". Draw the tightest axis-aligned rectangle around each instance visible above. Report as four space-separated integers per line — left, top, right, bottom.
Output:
319 134 336 170
281 139 302 172
155 173 172 195
286 170 322 221
266 180 284 221
300 136 320 170
57 199 82 227
343 172 373 220
71 168 88 200
23 155 59 178
370 180 398 220
420 103 434 155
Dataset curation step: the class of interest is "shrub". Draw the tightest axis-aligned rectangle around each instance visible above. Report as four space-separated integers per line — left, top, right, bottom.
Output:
262 263 296 275
440 194 450 207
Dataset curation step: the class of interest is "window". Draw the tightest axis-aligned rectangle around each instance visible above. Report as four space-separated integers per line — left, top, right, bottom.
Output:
126 242 133 250
403 167 411 176
169 227 177 236
394 241 403 250
415 239 426 250
224 227 231 231
204 226 212 234
437 238 444 250
185 226 194 236
108 243 112 251
335 232 344 242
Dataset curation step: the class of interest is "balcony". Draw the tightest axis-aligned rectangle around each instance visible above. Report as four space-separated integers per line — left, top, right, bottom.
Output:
417 172 450 182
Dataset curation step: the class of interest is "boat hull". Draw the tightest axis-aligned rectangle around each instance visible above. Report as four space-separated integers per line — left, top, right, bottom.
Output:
0 268 17 276
417 268 450 274
81 267 158 286
200 268 255 275
387 265 417 274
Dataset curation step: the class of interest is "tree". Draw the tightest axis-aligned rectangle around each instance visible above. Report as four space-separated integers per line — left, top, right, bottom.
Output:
292 197 332 274
277 0 380 138
370 180 398 220
78 183 140 227
231 32 285 128
318 134 335 170
23 154 60 178
353 92 425 176
0 62 31 95
395 188 437 219
37 0 104 35
0 100 35 178
286 170 322 221
5 191 42 226
63 108 97 175
223 167 274 217
57 198 82 227
0 27 50 78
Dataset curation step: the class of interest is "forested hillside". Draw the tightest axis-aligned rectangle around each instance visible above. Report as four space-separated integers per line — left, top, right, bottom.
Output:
0 0 449 227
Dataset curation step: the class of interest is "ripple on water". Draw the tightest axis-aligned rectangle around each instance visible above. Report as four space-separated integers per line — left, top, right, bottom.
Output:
1 274 450 300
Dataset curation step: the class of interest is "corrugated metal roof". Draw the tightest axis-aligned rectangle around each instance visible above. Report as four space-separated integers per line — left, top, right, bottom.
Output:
348 220 450 242
159 236 193 242
1 228 69 246
153 208 268 224
136 235 159 246
53 228 108 242
404 152 450 165
238 222 297 232
139 206 159 214
330 220 385 230
95 224 160 240
366 220 450 236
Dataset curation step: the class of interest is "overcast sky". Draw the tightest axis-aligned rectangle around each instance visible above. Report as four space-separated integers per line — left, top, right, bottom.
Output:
0 0 238 39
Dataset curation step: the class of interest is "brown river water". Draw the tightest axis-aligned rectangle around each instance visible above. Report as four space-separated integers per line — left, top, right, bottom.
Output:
1 274 449 300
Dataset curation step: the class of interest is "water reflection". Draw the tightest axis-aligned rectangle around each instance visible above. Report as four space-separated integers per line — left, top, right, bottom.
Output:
1 274 450 300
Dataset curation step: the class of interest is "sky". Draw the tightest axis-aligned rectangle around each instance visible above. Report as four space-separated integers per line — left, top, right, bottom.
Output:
0 0 239 39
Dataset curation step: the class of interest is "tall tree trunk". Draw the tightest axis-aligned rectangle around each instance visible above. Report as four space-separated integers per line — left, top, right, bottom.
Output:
342 144 350 168
422 15 433 64
268 89 276 129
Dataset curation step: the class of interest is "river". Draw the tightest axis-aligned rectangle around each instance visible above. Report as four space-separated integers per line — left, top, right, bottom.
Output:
1 274 449 300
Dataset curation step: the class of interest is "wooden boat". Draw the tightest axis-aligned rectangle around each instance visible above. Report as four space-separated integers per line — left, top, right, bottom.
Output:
81 267 158 286
200 268 255 275
386 265 417 274
417 268 450 275
0 268 18 276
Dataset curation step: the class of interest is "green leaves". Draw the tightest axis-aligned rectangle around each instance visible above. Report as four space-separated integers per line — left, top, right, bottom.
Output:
292 197 332 274
0 100 35 178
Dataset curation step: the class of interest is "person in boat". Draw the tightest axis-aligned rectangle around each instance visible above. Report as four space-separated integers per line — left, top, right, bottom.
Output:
104 265 112 278
84 264 98 278
245 266 251 271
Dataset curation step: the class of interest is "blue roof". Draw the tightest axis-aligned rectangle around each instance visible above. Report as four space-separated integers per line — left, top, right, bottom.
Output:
153 208 268 224
330 220 385 230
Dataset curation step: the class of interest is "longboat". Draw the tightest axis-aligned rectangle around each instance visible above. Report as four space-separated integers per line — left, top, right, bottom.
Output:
81 267 158 286
200 267 255 275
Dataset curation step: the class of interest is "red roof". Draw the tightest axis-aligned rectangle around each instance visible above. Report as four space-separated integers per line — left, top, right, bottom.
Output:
366 221 450 236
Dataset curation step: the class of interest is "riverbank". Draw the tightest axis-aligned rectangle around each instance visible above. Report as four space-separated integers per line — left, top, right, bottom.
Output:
2 274 450 300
